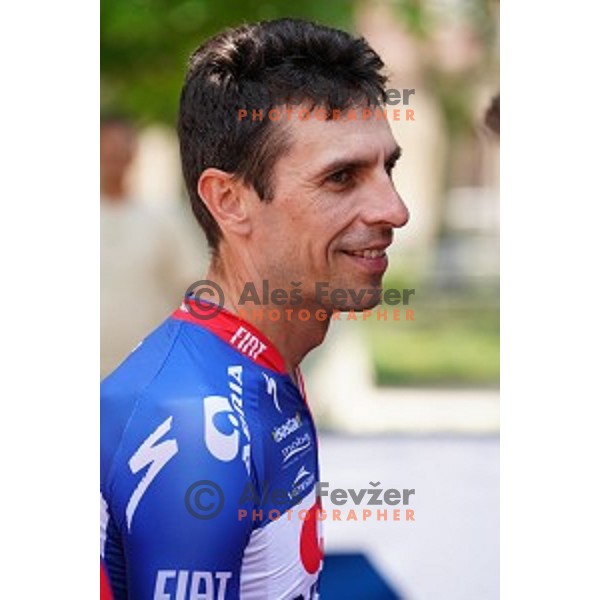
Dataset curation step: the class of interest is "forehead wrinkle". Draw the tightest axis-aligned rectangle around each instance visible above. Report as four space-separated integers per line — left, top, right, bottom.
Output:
306 142 401 180
273 110 399 182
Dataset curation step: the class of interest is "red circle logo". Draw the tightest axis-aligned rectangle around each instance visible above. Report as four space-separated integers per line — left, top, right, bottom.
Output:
300 500 324 574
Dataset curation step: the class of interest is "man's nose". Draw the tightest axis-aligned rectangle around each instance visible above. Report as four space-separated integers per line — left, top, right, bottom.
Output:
363 176 410 229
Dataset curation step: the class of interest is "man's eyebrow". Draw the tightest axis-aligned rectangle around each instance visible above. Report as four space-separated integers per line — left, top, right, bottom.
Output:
314 145 403 178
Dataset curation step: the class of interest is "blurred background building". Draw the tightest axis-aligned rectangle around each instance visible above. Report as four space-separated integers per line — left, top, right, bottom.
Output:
101 1 499 597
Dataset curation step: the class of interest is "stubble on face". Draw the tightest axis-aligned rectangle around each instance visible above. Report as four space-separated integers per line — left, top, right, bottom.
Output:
254 105 405 312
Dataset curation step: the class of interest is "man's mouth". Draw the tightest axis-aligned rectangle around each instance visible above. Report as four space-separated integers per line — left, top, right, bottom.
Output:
344 248 387 259
340 246 390 275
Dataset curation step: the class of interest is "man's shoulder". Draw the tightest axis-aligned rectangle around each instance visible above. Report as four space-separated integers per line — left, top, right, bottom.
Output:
99 315 274 521
99 316 270 464
101 317 182 404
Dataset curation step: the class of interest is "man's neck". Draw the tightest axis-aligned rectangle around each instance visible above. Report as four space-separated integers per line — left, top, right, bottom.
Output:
205 262 330 379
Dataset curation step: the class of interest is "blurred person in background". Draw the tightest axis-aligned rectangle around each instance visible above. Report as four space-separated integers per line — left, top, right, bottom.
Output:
100 116 137 201
100 115 206 377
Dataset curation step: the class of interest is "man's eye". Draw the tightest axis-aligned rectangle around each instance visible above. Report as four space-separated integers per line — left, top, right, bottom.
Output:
327 170 352 185
385 162 396 177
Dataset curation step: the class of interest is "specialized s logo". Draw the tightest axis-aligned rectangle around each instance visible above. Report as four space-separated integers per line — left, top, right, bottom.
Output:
263 373 281 412
204 366 251 475
126 416 178 531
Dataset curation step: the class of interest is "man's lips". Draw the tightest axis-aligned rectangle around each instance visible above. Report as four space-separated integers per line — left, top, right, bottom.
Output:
339 246 390 274
340 241 391 258
342 248 387 259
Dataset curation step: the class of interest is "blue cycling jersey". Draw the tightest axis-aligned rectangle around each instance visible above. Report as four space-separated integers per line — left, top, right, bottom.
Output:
101 299 323 599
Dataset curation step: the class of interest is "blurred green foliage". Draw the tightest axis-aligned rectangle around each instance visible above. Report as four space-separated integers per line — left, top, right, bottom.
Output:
101 0 356 124
369 307 499 386
369 271 499 386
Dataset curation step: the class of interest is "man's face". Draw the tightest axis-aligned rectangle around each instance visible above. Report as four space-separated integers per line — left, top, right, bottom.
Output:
242 106 410 312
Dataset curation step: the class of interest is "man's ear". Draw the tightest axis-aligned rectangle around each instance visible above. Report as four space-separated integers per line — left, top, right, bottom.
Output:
197 168 252 237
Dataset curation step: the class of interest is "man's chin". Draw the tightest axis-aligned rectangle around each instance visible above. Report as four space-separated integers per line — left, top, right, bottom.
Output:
336 306 381 314
333 295 383 313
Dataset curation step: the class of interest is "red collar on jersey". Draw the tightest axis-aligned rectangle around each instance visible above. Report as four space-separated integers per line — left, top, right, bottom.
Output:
172 298 288 375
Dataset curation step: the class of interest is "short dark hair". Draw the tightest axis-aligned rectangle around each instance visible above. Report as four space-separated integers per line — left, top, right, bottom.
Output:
177 18 388 251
